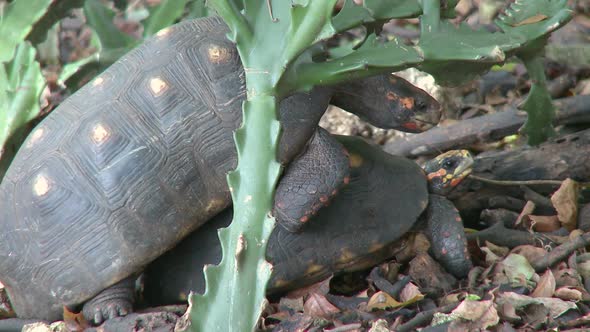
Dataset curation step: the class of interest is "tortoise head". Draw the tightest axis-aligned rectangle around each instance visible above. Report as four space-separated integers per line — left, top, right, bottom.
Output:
329 74 441 133
423 150 474 196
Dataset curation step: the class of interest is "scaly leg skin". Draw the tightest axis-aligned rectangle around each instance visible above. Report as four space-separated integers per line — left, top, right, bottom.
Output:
82 276 135 325
273 128 350 233
426 194 473 278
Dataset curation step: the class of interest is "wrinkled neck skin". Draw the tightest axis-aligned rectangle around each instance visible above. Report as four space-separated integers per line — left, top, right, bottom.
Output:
427 178 456 196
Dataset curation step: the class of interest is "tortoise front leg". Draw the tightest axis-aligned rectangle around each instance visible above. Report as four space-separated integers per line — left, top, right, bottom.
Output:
82 276 135 324
425 194 472 278
273 128 350 233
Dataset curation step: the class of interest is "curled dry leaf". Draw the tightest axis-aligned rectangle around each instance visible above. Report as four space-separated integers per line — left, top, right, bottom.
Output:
531 269 556 298
493 253 536 286
303 293 340 319
526 215 561 232
551 178 579 231
367 289 424 311
481 247 502 266
497 301 521 323
553 268 583 288
367 291 402 311
394 232 431 263
0 284 15 319
399 282 423 303
368 319 390 332
448 299 500 330
63 306 88 332
510 245 548 265
485 241 510 257
554 286 583 301
279 296 304 312
496 292 577 318
515 201 536 227
286 276 331 299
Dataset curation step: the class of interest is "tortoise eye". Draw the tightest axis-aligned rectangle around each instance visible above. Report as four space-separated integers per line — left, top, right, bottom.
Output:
442 159 456 170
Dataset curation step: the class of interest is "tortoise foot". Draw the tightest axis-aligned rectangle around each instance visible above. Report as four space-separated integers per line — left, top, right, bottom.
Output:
82 277 135 324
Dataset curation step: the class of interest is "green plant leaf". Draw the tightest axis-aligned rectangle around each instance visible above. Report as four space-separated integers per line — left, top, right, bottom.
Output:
0 42 45 181
0 0 53 62
83 0 138 52
518 55 555 145
190 96 281 332
185 0 210 20
26 0 85 45
283 34 422 93
142 0 190 36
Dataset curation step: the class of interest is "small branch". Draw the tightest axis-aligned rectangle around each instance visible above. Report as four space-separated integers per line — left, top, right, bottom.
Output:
384 95 590 157
396 302 459 332
531 232 590 272
469 174 564 187
467 221 557 248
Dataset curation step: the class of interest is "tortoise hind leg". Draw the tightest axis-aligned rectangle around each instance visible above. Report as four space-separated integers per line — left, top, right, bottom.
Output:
82 276 135 325
273 128 350 233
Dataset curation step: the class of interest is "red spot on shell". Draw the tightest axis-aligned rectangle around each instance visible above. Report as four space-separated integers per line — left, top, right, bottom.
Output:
343 176 350 185
441 248 448 255
277 201 285 209
455 217 462 222
320 196 328 203
331 190 338 196
300 216 309 223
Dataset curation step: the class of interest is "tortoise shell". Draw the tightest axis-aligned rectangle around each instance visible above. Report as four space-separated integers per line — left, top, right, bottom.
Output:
0 16 328 321
143 137 429 302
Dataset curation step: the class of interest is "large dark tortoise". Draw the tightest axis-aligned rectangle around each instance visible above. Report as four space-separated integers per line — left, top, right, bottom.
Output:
144 138 474 305
0 16 440 323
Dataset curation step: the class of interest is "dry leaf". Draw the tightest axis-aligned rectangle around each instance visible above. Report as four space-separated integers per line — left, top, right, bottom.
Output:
399 282 423 303
63 306 88 331
485 241 510 257
481 247 502 266
551 178 579 231
554 286 583 301
367 291 402 311
554 268 583 288
515 201 536 227
531 270 556 298
493 253 535 286
450 299 500 330
279 296 304 312
368 319 390 332
22 323 53 332
303 293 340 318
496 292 577 318
286 276 331 298
394 232 431 263
526 215 561 232
497 302 521 323
511 245 548 265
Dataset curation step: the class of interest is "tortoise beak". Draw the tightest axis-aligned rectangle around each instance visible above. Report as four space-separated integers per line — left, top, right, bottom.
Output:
452 150 474 182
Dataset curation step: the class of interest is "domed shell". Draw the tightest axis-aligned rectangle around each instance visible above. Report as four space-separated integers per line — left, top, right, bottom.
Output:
0 16 244 321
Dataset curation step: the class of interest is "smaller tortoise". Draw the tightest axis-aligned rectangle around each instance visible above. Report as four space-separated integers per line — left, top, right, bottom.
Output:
143 137 474 304
0 16 441 323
